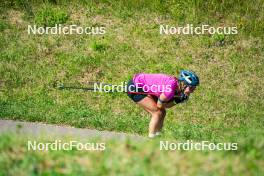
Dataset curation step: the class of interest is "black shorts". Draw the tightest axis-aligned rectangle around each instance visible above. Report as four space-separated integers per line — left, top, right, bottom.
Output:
127 79 147 102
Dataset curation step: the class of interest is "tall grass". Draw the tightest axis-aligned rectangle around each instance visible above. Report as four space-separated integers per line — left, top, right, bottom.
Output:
0 133 263 175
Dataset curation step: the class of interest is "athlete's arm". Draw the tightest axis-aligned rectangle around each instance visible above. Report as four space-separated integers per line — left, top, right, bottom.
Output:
163 101 176 108
157 93 169 109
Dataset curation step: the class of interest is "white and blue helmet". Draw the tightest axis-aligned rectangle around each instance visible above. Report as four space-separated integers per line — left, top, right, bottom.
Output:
178 70 199 86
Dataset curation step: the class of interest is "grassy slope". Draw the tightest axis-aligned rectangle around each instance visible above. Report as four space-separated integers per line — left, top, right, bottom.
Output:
0 133 263 176
0 0 264 174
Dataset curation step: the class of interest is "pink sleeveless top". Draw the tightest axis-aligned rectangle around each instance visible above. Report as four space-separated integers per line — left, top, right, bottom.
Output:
133 73 178 100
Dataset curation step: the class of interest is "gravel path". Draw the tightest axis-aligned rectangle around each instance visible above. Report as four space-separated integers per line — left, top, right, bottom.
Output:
0 119 145 141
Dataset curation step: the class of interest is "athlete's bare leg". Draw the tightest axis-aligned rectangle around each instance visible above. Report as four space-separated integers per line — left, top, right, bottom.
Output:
136 95 166 137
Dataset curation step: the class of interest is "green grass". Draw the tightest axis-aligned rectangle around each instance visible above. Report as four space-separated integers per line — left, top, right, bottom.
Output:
0 0 264 174
34 5 68 27
0 133 263 176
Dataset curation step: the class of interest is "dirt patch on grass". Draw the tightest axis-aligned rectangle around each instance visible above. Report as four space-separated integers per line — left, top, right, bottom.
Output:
8 10 25 26
77 68 103 83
